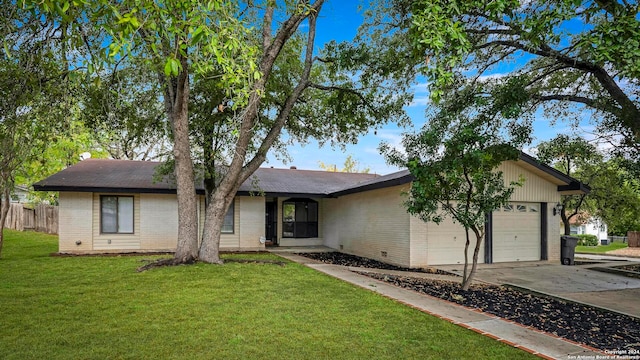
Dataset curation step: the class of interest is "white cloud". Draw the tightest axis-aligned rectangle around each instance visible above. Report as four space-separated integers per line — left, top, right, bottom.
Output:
409 82 431 107
409 96 431 107
476 72 508 82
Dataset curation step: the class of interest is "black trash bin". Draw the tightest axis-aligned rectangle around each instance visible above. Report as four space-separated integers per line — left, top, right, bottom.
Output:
561 235 579 265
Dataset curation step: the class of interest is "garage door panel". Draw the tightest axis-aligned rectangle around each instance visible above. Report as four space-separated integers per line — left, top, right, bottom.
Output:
427 218 485 265
492 203 540 262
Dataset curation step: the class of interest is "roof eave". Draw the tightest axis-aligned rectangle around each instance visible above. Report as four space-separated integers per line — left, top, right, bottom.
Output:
32 185 179 195
518 152 575 185
558 181 591 195
329 173 414 197
33 185 332 199
236 191 329 198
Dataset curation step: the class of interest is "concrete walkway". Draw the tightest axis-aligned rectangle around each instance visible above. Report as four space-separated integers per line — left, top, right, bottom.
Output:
577 253 640 262
274 252 604 360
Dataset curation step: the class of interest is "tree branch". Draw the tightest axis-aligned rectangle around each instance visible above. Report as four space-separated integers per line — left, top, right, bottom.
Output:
262 5 274 51
241 1 322 180
475 39 640 134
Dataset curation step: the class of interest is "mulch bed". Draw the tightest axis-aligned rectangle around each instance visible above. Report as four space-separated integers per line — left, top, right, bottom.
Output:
300 252 640 351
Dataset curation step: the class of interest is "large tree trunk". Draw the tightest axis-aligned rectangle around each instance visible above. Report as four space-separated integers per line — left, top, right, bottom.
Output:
0 186 10 258
197 1 323 264
199 187 236 264
171 107 198 262
163 55 198 263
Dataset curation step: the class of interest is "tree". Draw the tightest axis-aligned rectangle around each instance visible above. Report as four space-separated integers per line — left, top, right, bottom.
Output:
368 0 640 165
536 135 602 235
30 0 262 264
18 118 108 205
536 136 640 236
196 1 411 264
0 3 79 256
83 64 170 161
589 160 640 236
318 155 370 173
383 90 528 290
36 0 413 266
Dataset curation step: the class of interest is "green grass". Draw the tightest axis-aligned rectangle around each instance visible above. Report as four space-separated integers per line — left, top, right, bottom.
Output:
0 229 536 360
576 241 628 254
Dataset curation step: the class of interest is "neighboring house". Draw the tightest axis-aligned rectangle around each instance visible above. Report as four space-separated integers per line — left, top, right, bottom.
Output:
33 152 588 267
10 185 30 204
570 215 608 241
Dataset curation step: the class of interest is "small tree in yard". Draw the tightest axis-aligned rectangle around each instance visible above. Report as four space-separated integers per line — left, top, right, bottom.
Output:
536 135 602 235
383 105 528 290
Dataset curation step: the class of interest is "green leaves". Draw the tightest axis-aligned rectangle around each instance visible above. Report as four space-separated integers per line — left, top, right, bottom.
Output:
25 0 262 108
382 79 528 234
164 57 180 76
368 0 639 166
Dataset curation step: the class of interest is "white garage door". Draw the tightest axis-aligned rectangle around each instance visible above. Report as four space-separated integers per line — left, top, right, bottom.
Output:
492 203 541 262
426 216 485 265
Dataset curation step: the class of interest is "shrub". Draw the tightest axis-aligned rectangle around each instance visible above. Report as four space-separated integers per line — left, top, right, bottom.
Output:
577 234 599 246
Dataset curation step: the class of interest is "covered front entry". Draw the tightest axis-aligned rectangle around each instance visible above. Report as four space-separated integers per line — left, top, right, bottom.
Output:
491 202 542 262
265 198 278 246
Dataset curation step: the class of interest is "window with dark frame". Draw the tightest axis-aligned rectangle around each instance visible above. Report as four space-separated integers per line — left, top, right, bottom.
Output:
101 196 134 234
222 200 235 233
282 198 318 238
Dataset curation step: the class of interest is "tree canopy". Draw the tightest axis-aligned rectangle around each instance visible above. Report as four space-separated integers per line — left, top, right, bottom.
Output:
536 134 640 236
318 155 370 173
383 86 528 290
367 0 639 165
0 2 102 256
25 0 415 267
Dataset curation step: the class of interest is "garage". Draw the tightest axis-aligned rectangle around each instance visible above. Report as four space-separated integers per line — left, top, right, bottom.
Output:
492 202 541 262
426 216 485 265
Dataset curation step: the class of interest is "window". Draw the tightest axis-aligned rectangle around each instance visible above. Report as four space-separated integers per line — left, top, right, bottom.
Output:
503 204 513 212
282 198 318 238
101 196 134 234
222 201 235 234
529 205 539 213
517 204 527 212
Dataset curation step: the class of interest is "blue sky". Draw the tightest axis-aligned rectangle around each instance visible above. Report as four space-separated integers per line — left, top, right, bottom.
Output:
264 1 588 175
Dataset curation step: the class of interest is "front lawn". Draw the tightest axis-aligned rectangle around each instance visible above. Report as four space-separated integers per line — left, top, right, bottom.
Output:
576 241 628 254
0 229 535 360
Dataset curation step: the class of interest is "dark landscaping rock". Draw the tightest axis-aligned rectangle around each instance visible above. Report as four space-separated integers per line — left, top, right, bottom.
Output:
301 251 640 351
363 272 640 352
616 264 640 273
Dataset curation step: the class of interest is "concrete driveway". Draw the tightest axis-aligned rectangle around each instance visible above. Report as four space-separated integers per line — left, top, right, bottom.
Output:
437 260 640 318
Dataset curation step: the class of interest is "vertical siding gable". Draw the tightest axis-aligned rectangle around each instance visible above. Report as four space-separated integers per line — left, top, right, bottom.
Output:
500 162 560 203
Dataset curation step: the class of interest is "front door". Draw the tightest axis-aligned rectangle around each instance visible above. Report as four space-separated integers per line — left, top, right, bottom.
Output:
265 201 277 245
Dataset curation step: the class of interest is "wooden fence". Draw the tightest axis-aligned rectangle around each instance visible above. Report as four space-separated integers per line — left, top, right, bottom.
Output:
4 203 58 234
629 231 640 248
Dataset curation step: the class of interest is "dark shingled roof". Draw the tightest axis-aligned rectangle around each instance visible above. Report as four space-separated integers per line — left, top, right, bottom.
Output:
32 152 590 197
32 159 385 197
